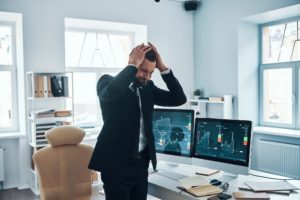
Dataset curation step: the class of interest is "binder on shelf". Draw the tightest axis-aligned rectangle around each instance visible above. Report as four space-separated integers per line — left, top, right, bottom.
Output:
37 76 44 97
50 76 62 97
43 76 48 97
61 76 69 97
47 76 52 97
34 76 39 97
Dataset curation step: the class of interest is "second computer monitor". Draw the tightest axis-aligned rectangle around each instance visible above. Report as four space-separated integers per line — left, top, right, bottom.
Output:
193 118 252 175
152 108 194 157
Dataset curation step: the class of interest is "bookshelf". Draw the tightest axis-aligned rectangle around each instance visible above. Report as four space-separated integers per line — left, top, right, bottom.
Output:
26 71 74 194
188 95 233 119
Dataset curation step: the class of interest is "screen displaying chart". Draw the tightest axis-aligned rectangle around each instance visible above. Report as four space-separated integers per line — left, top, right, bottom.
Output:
193 118 252 166
152 109 194 157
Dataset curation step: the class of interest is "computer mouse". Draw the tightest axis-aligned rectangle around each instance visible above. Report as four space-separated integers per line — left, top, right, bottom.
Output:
210 179 222 186
210 179 218 183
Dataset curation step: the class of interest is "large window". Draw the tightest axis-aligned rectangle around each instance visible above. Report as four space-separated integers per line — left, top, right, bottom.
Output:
0 22 18 132
260 17 300 128
65 18 146 128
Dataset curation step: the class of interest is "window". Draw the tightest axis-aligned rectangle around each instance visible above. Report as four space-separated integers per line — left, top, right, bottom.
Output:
0 22 18 132
65 18 146 128
262 21 300 64
260 17 300 128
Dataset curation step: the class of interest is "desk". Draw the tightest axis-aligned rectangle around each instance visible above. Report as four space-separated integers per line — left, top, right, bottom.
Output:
92 182 162 200
148 162 300 200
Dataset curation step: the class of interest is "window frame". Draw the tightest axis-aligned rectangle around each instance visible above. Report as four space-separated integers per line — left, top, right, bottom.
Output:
259 16 300 129
0 21 19 132
66 66 121 128
64 18 147 129
259 62 296 128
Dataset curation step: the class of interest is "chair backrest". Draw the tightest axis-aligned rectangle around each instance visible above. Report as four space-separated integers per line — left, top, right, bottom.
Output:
33 126 94 200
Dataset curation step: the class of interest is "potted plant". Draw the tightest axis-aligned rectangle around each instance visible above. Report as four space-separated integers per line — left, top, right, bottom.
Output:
193 89 201 99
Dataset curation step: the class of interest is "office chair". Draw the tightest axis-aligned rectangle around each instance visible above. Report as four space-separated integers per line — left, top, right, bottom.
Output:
33 125 94 200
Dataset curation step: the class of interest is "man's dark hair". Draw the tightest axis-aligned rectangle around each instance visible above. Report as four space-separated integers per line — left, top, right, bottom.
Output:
145 49 156 62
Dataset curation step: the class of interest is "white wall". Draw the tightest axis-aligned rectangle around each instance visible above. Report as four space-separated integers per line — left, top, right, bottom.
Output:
193 0 300 119
0 0 194 189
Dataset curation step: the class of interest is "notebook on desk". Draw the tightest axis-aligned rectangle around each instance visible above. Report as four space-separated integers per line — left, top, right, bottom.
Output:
178 175 209 189
194 166 219 176
245 181 299 192
177 184 223 197
238 183 291 194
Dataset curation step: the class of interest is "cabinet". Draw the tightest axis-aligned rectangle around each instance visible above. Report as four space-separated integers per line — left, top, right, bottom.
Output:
26 71 73 194
188 95 233 119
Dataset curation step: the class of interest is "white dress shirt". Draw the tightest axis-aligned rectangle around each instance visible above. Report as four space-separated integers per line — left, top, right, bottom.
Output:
129 68 171 152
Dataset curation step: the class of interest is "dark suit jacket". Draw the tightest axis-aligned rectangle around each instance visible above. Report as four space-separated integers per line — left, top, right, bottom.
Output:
88 65 186 178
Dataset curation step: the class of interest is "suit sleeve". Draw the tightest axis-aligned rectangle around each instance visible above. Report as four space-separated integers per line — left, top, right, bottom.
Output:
97 65 137 102
152 70 187 106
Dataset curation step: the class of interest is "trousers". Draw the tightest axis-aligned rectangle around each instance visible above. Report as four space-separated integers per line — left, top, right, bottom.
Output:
101 148 150 200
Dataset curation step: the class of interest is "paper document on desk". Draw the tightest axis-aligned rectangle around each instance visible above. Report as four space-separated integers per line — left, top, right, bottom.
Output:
245 181 299 192
238 183 291 194
178 176 209 189
194 166 219 176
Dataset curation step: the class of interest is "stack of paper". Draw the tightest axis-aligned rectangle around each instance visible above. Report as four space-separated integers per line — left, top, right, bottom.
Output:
239 180 299 195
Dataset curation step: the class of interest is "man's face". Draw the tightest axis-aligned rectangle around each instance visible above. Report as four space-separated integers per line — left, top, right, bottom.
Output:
135 59 156 86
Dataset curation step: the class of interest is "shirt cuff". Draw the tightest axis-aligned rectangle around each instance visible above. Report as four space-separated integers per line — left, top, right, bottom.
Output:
160 68 171 75
128 64 137 68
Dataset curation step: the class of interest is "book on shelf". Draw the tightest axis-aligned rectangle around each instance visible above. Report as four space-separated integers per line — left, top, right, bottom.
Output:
209 97 224 102
55 110 72 117
61 76 69 97
29 109 56 118
50 76 62 97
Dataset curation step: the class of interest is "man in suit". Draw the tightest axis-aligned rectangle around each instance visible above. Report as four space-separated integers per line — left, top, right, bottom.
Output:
88 43 186 200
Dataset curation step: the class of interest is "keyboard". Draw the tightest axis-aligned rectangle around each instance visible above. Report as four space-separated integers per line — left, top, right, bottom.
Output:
157 170 187 181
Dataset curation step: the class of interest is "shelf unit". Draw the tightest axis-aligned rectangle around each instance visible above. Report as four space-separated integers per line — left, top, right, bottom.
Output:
26 71 74 194
188 96 233 119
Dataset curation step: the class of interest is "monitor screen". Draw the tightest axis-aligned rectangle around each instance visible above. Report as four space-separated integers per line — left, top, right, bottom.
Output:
152 109 194 157
193 118 252 167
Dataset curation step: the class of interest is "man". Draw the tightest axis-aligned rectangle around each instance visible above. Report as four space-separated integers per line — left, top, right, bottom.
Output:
88 43 186 200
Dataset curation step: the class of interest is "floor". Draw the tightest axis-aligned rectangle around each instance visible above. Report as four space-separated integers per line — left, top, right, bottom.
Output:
0 188 39 200
0 188 160 200
0 188 106 200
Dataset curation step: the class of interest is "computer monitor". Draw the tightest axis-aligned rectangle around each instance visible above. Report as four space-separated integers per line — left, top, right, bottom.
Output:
192 118 252 176
152 108 194 163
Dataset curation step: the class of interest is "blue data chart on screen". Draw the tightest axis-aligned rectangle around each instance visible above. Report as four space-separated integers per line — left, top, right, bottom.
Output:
194 118 251 166
152 109 194 157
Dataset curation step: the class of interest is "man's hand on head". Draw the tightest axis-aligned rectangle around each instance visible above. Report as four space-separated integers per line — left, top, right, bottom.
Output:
148 42 168 72
128 43 152 68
